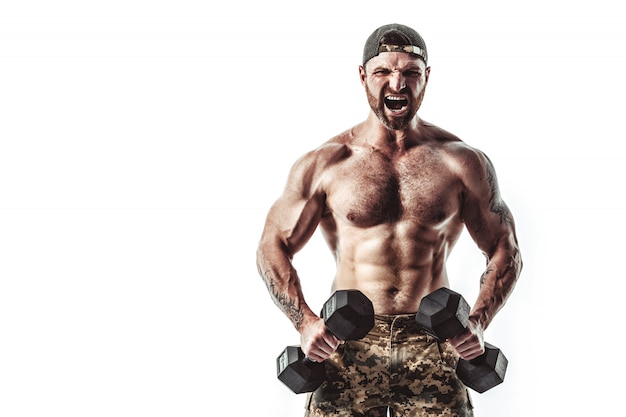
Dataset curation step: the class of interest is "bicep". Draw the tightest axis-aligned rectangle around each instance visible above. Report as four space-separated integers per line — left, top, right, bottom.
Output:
260 153 327 257
258 143 346 258
460 152 516 256
262 191 325 256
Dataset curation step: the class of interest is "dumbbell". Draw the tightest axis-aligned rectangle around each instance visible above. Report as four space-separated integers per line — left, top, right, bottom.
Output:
276 289 374 394
415 287 508 393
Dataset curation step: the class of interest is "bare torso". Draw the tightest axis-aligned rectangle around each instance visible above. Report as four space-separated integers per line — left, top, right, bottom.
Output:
316 121 467 314
257 48 521 365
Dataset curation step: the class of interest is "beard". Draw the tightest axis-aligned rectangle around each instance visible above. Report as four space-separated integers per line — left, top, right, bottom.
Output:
365 83 425 131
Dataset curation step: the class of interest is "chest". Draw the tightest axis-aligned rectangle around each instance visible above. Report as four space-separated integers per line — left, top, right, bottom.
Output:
324 148 462 227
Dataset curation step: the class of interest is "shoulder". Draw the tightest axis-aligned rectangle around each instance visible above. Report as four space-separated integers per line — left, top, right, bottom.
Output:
290 128 358 173
284 130 355 195
421 121 492 176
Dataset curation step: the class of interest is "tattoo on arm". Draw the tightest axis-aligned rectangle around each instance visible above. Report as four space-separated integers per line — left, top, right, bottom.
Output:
263 275 304 329
484 157 513 226
480 264 514 287
479 268 493 286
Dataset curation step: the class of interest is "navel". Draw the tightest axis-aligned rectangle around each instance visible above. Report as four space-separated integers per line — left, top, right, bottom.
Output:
387 287 400 296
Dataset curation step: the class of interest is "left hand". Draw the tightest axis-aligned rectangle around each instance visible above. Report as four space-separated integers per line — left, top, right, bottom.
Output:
300 317 341 363
448 318 485 360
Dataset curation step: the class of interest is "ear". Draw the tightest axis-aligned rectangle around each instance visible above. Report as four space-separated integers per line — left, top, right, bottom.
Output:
425 66 431 83
359 65 367 86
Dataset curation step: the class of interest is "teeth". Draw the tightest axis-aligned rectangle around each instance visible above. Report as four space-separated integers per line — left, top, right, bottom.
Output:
384 95 408 111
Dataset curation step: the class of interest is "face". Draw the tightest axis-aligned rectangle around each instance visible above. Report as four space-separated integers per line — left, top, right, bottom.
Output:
360 52 430 130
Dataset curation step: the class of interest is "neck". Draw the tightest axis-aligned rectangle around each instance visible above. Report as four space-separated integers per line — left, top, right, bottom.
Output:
362 112 422 152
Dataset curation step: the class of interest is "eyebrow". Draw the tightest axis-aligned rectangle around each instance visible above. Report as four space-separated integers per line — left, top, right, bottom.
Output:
369 65 423 73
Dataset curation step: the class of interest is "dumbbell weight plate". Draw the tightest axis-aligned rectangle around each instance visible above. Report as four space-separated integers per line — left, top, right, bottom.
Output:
455 342 508 393
415 287 470 340
276 346 325 394
321 290 374 341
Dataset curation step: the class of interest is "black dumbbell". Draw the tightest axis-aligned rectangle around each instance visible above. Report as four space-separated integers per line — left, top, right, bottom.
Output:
276 289 374 394
415 287 508 393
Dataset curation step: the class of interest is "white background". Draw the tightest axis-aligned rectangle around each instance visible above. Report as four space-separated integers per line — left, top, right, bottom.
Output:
1 0 624 416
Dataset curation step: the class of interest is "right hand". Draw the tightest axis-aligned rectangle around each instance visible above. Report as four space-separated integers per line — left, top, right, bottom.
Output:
300 317 341 362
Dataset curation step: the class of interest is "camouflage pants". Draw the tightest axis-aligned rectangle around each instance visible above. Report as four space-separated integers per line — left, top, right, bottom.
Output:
305 314 474 417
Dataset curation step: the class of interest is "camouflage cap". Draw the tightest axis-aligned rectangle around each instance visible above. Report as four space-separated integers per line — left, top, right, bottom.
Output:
362 23 428 65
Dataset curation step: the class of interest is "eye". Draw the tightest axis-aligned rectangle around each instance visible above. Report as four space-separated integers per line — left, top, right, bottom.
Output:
405 70 422 77
373 69 391 75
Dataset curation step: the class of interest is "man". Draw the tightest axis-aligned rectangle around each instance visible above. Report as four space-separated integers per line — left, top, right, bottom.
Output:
256 23 522 417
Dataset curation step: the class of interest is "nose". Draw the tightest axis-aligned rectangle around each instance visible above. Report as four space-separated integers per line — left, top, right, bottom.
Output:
389 71 406 93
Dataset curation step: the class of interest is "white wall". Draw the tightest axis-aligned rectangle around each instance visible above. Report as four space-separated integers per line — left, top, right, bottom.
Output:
1 0 624 416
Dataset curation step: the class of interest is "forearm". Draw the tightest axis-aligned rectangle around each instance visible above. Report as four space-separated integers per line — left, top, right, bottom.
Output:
256 243 317 331
469 237 522 329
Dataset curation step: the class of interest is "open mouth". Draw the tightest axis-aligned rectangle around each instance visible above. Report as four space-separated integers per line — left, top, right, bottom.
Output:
384 95 408 111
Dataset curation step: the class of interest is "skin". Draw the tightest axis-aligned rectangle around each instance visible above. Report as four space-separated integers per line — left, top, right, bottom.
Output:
257 51 522 363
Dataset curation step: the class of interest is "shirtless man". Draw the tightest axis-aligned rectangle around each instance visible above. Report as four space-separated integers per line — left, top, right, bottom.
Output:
257 23 522 417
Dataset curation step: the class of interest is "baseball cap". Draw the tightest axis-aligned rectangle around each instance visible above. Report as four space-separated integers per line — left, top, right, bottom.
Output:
362 23 428 65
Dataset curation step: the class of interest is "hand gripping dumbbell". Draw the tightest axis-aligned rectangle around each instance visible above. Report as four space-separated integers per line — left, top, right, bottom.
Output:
415 287 508 393
276 289 374 394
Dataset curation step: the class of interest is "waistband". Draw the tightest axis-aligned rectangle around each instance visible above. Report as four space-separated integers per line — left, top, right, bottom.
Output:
374 313 418 323
367 313 434 341
373 313 421 332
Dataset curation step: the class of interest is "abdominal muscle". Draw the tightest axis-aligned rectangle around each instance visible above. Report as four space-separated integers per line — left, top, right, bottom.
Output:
327 222 456 315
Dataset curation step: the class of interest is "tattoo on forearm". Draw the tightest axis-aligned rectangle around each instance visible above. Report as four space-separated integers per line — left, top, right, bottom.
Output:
263 275 304 329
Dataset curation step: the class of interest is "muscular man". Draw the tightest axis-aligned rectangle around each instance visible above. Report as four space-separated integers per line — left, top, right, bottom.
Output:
257 23 522 417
